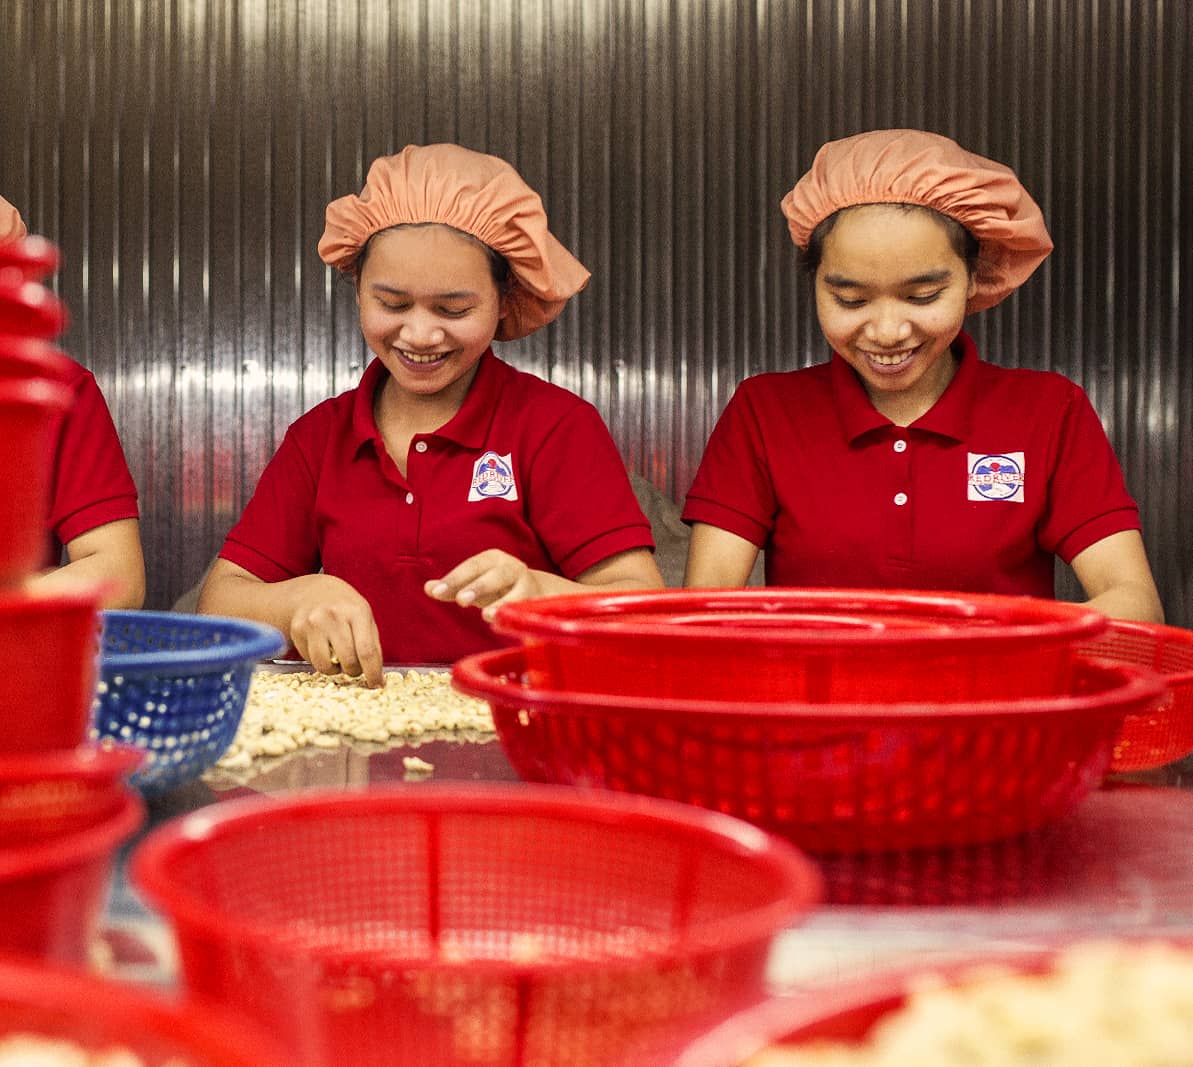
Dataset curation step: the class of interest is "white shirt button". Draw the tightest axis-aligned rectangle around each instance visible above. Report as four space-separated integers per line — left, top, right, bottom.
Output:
893 492 908 506
893 439 907 453
405 492 414 504
414 441 428 453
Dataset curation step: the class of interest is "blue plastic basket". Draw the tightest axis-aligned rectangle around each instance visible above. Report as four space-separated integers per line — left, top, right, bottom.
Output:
92 611 285 796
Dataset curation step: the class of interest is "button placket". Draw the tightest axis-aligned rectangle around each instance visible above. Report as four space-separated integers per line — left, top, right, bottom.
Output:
406 439 427 506
884 430 914 566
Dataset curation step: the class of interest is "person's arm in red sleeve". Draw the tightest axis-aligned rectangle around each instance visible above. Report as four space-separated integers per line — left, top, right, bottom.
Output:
29 364 144 608
1045 385 1163 622
32 518 146 608
1071 531 1163 622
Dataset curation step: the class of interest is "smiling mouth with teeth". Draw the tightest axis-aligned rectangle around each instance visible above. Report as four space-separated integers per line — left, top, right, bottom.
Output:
863 347 918 367
400 350 449 365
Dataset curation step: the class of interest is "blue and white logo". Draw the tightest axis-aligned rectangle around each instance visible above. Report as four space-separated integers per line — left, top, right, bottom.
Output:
967 452 1025 502
468 451 518 502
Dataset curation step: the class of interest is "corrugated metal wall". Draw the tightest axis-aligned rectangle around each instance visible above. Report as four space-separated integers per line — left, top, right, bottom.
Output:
3 0 1190 621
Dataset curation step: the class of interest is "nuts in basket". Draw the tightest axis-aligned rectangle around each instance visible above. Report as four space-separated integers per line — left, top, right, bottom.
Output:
748 940 1193 1066
213 669 493 769
0 1034 184 1066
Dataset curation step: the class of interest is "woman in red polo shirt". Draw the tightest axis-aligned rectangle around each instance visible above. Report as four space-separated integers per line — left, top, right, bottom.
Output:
682 129 1162 623
1 196 145 609
199 145 661 681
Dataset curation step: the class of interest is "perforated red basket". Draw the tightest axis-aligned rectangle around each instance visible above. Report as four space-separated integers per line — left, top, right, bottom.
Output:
0 786 142 963
671 937 1193 1067
131 784 822 1067
0 335 74 383
0 743 142 847
1077 619 1193 771
0 378 71 587
0 587 105 753
452 646 1163 853
493 589 1109 703
0 953 288 1066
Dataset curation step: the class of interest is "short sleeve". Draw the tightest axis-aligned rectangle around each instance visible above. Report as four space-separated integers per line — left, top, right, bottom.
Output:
219 426 323 581
523 403 654 578
1039 384 1141 563
49 368 139 549
682 381 776 547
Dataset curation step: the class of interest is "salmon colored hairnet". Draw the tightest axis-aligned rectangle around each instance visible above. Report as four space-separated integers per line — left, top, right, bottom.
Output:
319 144 591 341
0 196 26 244
781 129 1053 312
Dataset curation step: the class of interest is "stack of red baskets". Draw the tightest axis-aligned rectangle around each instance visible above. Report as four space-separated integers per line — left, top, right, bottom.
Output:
0 233 293 1064
454 588 1170 853
0 234 145 966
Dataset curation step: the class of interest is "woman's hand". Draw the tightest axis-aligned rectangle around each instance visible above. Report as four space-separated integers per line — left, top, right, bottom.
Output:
426 547 664 623
286 575 385 685
424 550 546 623
199 562 385 687
286 577 384 687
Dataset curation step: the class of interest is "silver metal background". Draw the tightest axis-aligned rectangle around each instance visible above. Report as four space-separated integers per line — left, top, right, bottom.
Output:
3 0 1190 620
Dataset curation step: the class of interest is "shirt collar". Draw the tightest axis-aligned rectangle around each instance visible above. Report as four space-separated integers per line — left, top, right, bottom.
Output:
350 349 507 456
831 330 979 443
433 349 507 447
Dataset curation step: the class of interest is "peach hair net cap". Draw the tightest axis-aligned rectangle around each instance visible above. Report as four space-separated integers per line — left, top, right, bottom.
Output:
0 195 27 244
781 129 1053 312
318 144 591 341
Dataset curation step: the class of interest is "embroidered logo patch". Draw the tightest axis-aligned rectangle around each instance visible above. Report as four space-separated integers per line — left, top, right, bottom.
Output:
468 451 518 502
968 452 1025 502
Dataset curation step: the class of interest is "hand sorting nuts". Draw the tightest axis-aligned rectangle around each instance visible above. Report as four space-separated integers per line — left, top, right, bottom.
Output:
212 669 494 771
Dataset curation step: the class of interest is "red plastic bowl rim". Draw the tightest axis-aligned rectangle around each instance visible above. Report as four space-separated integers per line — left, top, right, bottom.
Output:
0 586 106 618
0 743 144 782
0 953 289 1066
0 234 60 275
0 788 143 880
452 647 1165 722
673 931 1193 1067
0 375 71 411
493 588 1109 648
131 782 823 975
1091 617 1193 684
0 335 74 379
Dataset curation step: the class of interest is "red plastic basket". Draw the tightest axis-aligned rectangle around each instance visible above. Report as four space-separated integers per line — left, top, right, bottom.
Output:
492 589 1109 703
452 646 1163 853
0 953 289 1066
1077 619 1193 771
0 743 142 847
672 938 1193 1067
0 271 68 339
0 786 142 963
0 588 104 752
0 379 71 586
0 233 60 281
131 784 822 1067
0 335 74 383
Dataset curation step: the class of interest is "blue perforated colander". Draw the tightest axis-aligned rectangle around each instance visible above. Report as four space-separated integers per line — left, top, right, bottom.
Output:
92 611 285 796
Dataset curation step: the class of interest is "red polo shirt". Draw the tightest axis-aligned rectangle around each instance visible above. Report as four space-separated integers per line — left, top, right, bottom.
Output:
683 333 1140 597
221 350 654 663
47 359 139 560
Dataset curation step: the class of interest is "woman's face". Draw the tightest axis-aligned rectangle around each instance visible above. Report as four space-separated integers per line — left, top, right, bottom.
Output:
357 224 505 403
814 204 977 409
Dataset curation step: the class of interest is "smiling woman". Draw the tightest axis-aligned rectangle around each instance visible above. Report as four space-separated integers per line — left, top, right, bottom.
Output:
810 204 977 427
197 144 663 681
682 129 1163 625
